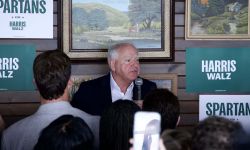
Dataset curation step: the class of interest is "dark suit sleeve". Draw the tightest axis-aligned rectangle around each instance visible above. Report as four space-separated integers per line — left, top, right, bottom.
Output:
71 82 86 109
150 81 157 90
71 82 97 114
70 74 112 116
141 79 157 100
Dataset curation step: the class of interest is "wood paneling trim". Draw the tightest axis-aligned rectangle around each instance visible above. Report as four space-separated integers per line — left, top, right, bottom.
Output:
175 14 185 26
175 2 185 14
0 91 39 103
53 1 58 13
0 103 39 116
175 27 184 38
0 40 58 51
71 64 186 75
174 51 185 63
178 89 198 100
179 114 198 126
175 39 250 51
178 76 185 89
180 100 198 113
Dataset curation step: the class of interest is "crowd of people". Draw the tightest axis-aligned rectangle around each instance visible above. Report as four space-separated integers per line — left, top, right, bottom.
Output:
0 43 249 150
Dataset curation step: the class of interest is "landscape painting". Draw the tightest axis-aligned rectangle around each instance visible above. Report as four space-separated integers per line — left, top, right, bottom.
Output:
63 0 172 59
186 0 250 39
72 0 162 49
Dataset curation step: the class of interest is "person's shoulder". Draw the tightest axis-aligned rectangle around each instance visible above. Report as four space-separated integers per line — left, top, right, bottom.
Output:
70 107 100 122
141 77 156 85
2 115 34 137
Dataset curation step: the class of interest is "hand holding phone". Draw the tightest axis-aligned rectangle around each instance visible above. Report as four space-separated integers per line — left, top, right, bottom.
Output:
133 111 161 150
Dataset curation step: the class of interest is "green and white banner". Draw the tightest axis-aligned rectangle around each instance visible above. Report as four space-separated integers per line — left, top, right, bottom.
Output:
0 0 53 38
186 48 250 92
200 95 250 133
0 45 35 90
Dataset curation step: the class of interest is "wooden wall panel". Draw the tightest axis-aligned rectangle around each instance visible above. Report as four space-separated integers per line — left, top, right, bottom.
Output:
180 101 198 113
0 104 39 116
175 27 185 38
179 114 199 126
0 40 58 51
174 51 185 63
175 14 185 26
0 91 39 103
4 0 248 130
176 39 250 50
175 2 185 14
71 64 186 75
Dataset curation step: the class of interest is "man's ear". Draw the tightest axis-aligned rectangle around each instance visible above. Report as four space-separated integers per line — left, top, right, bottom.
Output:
109 60 116 72
176 115 181 127
67 77 73 87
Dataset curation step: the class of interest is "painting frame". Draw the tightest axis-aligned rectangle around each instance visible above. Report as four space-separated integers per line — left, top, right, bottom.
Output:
69 73 178 99
62 0 173 60
185 0 250 40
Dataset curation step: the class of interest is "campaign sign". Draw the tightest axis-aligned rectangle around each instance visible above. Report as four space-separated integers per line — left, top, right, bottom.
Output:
200 95 250 133
0 0 53 38
186 48 250 92
0 45 35 90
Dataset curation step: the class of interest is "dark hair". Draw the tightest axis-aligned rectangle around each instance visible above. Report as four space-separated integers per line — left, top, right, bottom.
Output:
192 116 243 150
99 100 140 150
233 130 250 150
143 88 180 132
34 115 94 150
33 50 71 100
161 129 192 150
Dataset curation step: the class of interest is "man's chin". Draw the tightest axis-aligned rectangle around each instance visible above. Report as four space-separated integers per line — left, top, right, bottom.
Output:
128 72 139 79
130 75 138 81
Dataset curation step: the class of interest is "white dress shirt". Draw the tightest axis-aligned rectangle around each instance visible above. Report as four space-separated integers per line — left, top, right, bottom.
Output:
110 73 134 102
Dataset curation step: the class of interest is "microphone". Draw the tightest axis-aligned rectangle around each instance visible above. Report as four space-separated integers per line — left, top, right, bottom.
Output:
135 78 143 100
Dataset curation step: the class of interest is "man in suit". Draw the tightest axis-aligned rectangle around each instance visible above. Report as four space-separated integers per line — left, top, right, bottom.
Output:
71 43 157 115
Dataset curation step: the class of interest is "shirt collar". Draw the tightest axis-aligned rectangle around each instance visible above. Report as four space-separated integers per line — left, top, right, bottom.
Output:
110 72 134 102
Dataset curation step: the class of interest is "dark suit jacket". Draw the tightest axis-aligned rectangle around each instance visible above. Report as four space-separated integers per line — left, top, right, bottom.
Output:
71 73 157 115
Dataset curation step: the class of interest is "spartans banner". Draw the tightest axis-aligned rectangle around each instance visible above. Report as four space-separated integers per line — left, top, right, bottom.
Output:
186 48 250 92
0 45 35 90
0 0 53 38
200 95 250 133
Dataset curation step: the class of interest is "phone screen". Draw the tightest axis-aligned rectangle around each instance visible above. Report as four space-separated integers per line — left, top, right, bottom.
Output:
133 111 161 150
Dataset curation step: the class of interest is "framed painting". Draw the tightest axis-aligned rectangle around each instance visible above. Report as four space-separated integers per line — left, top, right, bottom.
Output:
62 0 173 60
185 0 250 40
140 73 177 95
69 73 178 100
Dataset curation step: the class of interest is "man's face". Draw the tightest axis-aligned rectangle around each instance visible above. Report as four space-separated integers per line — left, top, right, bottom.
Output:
111 45 140 84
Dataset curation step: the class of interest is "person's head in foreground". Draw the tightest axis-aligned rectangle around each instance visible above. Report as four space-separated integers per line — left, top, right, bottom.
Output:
33 50 71 102
143 88 180 132
34 115 94 150
161 129 192 150
192 116 245 150
99 100 140 150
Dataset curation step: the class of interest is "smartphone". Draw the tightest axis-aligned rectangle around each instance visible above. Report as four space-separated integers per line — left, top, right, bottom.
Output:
133 111 161 150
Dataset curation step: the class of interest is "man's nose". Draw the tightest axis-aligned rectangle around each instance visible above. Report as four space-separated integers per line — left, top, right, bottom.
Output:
131 61 139 67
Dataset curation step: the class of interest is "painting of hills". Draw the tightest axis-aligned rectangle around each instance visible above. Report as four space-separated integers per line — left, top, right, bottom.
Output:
72 0 162 50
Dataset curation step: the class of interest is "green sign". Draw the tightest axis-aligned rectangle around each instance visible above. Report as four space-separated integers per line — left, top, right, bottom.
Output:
0 45 35 91
186 48 250 92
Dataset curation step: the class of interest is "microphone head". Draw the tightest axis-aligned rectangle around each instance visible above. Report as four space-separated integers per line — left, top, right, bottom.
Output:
135 78 143 86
